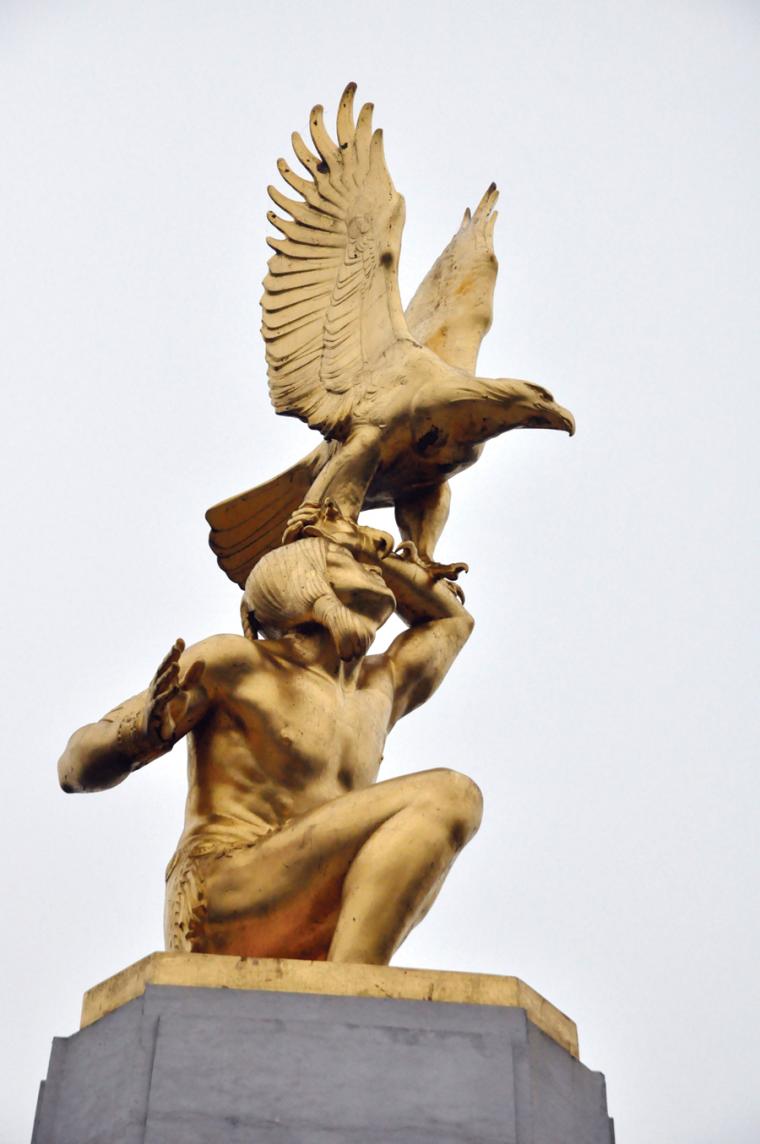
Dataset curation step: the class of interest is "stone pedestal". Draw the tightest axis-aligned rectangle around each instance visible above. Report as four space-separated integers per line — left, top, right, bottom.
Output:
32 953 614 1144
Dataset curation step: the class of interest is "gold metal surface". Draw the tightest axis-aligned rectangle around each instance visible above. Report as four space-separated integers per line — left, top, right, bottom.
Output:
207 84 574 587
80 952 579 1058
60 517 482 965
59 86 576 993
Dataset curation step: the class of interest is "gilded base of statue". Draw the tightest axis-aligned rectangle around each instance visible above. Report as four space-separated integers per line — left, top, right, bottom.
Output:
33 954 614 1144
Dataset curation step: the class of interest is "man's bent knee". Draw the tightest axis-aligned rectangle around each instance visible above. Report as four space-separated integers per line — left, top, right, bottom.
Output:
416 768 483 848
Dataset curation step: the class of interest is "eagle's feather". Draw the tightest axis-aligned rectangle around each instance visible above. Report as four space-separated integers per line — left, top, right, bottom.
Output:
262 84 410 438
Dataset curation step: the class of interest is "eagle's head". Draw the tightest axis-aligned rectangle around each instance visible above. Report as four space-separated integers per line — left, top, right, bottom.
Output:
437 376 575 444
513 382 576 436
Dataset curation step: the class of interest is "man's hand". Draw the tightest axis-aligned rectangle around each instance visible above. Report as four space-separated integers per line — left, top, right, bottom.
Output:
58 638 211 792
143 639 205 748
378 546 473 626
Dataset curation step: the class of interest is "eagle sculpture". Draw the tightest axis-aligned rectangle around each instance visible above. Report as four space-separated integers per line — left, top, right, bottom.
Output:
207 84 574 587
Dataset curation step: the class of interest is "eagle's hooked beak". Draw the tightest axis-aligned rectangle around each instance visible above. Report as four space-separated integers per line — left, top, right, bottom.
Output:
527 396 575 437
558 406 575 436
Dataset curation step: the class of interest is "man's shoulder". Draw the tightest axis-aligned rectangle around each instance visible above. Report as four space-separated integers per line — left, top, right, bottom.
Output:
188 633 263 669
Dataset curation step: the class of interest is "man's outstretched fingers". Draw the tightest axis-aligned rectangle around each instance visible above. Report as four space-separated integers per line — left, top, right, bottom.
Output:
153 638 185 679
152 661 180 699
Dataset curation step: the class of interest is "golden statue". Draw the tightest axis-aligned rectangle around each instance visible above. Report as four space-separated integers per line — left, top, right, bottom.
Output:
58 516 482 965
206 83 574 588
58 87 575 969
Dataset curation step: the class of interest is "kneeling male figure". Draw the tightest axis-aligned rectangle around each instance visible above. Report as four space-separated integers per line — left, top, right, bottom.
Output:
58 521 481 965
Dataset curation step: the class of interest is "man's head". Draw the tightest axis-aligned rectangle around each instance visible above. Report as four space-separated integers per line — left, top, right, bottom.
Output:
243 536 395 660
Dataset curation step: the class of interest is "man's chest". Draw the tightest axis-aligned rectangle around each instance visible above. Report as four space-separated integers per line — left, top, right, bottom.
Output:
228 674 391 776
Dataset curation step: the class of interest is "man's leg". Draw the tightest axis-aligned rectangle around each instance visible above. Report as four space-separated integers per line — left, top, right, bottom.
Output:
201 768 482 963
327 769 482 963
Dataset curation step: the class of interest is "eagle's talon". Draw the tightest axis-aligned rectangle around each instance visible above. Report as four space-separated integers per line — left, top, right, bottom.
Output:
282 502 322 545
394 540 420 563
428 560 469 582
393 545 468 596
443 580 466 604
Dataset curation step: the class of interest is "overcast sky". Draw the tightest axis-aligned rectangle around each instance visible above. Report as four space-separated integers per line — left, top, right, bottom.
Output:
2 2 759 1141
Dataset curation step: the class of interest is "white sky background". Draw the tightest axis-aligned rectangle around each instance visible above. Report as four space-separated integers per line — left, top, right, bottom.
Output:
2 1 758 1140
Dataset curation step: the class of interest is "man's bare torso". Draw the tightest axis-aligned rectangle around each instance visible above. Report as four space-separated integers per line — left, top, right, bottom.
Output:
179 634 395 848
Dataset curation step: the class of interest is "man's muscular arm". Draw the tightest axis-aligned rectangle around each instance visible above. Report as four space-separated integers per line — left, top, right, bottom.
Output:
379 553 474 727
58 638 207 792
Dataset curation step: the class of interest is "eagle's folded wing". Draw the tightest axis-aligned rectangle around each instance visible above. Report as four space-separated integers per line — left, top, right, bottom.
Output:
405 183 499 374
262 84 411 438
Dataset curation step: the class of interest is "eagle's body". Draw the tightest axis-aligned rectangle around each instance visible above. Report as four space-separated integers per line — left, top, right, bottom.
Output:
207 86 574 586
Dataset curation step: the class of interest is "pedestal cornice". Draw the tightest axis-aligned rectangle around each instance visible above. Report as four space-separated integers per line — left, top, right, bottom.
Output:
80 951 579 1057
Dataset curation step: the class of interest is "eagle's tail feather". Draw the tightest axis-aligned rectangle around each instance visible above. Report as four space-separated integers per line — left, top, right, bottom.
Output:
205 444 331 587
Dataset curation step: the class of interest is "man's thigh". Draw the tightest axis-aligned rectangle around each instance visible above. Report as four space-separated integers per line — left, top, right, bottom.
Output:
204 769 432 924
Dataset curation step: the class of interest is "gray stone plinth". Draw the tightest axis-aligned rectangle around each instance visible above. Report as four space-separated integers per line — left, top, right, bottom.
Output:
33 984 614 1143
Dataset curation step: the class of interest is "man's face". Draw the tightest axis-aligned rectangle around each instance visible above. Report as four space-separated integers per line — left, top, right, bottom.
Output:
326 546 396 627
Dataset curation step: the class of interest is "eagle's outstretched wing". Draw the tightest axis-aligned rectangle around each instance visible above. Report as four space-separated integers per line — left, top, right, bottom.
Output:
262 84 411 438
405 183 499 374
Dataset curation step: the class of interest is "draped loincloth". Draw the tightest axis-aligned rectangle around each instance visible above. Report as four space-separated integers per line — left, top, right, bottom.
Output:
164 824 276 952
